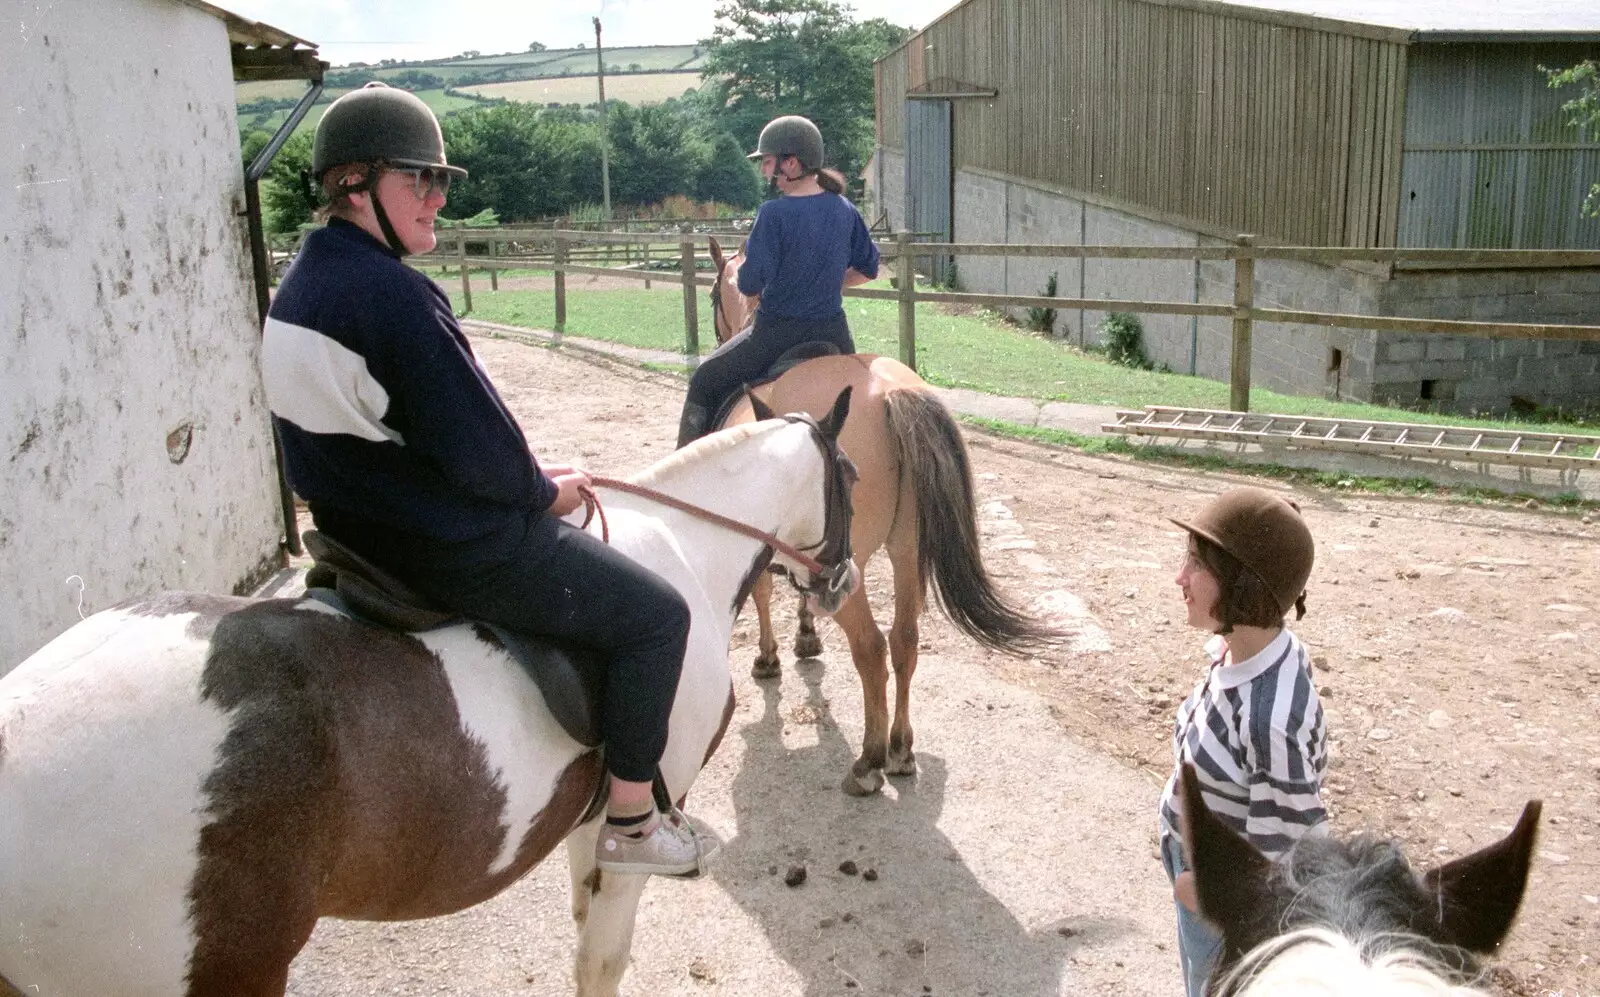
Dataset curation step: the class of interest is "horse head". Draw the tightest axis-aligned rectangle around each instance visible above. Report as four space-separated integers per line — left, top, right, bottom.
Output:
707 235 757 346
1178 763 1541 996
747 385 859 616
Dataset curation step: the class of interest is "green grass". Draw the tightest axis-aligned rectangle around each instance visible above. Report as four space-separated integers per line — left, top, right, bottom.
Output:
447 285 717 354
442 278 1600 441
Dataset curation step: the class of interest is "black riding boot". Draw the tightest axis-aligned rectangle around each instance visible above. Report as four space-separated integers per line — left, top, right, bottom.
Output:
676 402 712 449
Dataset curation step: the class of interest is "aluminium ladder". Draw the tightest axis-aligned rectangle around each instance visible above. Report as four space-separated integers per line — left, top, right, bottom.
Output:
1103 406 1600 474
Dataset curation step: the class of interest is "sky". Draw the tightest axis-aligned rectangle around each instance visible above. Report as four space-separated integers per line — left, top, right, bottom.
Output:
222 1 959 67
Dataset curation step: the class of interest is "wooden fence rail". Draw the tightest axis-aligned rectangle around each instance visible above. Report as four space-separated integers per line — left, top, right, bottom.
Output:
419 229 1600 412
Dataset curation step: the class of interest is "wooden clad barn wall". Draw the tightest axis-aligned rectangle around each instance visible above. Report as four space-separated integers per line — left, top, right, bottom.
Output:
879 35 910 149
877 0 1413 246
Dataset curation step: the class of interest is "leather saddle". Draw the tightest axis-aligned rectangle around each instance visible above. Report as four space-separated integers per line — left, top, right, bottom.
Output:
301 530 606 748
711 339 841 429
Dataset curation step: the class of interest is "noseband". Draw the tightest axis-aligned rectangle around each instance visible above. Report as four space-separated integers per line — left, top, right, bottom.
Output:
783 413 856 602
581 414 854 599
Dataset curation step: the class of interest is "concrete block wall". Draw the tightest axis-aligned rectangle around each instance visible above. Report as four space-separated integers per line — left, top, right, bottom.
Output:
1005 183 1085 339
1196 246 1383 400
1373 269 1600 413
1080 206 1196 363
878 146 1600 415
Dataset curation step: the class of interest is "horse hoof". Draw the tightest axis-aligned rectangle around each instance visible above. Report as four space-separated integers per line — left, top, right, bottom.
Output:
793 634 824 659
751 658 781 680
842 767 885 796
885 753 918 777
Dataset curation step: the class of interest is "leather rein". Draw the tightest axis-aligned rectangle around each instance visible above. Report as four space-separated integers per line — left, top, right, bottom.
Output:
577 476 826 577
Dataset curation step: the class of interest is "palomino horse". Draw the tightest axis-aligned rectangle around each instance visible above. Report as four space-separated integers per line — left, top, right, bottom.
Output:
1177 764 1540 996
0 394 857 997
706 237 1058 796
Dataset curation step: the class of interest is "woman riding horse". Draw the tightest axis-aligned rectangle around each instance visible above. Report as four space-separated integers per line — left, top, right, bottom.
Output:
705 236 1064 795
0 393 860 997
262 82 712 876
676 115 880 447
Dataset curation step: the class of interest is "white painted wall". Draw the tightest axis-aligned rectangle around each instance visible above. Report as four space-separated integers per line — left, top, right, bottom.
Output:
1 0 284 670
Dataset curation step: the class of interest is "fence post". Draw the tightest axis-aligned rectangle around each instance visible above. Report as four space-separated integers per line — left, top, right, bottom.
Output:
680 224 699 362
456 229 472 315
553 233 568 336
896 230 917 371
488 236 498 292
642 239 651 290
1230 234 1256 412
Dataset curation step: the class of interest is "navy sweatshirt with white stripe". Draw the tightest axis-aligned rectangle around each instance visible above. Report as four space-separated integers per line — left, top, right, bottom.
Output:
1158 628 1328 864
261 219 556 550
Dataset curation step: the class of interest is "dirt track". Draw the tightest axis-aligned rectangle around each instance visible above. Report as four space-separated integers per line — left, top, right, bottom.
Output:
288 335 1599 997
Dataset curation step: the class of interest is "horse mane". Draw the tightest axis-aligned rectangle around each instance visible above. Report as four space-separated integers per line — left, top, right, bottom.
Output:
1181 764 1539 997
1268 834 1482 976
630 422 766 487
1220 927 1495 997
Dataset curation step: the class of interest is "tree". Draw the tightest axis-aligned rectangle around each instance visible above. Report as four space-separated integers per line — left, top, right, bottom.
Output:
528 42 547 52
699 0 911 185
441 104 603 220
693 130 763 207
607 103 712 206
1547 60 1599 217
260 130 320 234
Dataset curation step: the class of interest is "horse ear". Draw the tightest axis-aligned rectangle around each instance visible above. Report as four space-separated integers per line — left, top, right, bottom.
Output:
1180 764 1275 944
709 236 725 273
746 386 776 422
819 386 853 440
1421 800 1541 953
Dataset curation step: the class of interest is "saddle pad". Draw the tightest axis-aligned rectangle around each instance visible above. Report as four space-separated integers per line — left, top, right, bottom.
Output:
711 340 842 429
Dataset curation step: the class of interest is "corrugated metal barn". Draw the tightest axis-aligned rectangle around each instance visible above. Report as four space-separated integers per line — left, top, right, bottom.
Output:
872 0 1600 413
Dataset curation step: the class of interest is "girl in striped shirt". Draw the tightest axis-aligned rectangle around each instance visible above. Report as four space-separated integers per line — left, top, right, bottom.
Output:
1158 487 1328 997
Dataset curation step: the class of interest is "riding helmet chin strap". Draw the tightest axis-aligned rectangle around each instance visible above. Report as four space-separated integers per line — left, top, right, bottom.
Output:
765 158 817 199
345 164 409 256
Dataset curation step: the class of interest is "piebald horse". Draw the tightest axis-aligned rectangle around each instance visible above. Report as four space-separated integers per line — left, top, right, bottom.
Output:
1178 764 1541 997
706 236 1059 796
0 394 857 997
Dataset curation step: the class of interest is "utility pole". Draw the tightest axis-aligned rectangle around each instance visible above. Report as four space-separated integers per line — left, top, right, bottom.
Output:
593 17 611 219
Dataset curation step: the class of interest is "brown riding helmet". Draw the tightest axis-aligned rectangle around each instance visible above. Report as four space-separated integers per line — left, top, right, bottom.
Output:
1171 487 1314 617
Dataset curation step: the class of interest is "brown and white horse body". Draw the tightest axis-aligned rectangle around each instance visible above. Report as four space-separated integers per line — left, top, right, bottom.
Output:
0 414 854 997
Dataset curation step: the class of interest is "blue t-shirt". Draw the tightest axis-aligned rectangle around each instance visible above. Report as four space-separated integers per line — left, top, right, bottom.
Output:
737 192 879 321
261 219 556 547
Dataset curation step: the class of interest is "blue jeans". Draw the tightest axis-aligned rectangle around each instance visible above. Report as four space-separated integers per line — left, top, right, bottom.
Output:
1162 835 1224 997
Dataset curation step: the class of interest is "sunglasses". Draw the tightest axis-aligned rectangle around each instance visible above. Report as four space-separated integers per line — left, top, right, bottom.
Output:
387 166 455 200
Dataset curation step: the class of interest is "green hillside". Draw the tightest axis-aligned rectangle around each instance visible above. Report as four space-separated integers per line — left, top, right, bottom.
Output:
237 88 484 138
236 44 709 139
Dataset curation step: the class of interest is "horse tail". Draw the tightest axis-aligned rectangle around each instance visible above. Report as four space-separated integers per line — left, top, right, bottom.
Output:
883 388 1061 655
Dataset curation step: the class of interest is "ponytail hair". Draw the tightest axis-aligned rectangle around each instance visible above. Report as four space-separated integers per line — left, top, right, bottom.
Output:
816 167 847 195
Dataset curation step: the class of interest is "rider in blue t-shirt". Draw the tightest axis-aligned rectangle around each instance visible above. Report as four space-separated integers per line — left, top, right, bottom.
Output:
676 116 880 447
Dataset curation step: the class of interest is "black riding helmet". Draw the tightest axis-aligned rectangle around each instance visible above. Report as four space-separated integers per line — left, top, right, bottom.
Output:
313 82 467 255
748 115 825 191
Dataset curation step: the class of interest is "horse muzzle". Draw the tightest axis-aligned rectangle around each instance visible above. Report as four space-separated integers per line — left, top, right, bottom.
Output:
803 560 860 617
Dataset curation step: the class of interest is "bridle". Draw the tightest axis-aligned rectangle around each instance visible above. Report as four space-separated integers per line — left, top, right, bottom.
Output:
578 414 856 603
708 262 731 346
708 250 754 347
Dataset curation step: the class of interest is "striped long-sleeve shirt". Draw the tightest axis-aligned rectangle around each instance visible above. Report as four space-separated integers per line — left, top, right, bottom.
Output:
1158 628 1328 865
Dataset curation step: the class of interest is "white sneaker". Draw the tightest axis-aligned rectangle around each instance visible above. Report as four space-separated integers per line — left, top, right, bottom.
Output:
595 807 721 877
